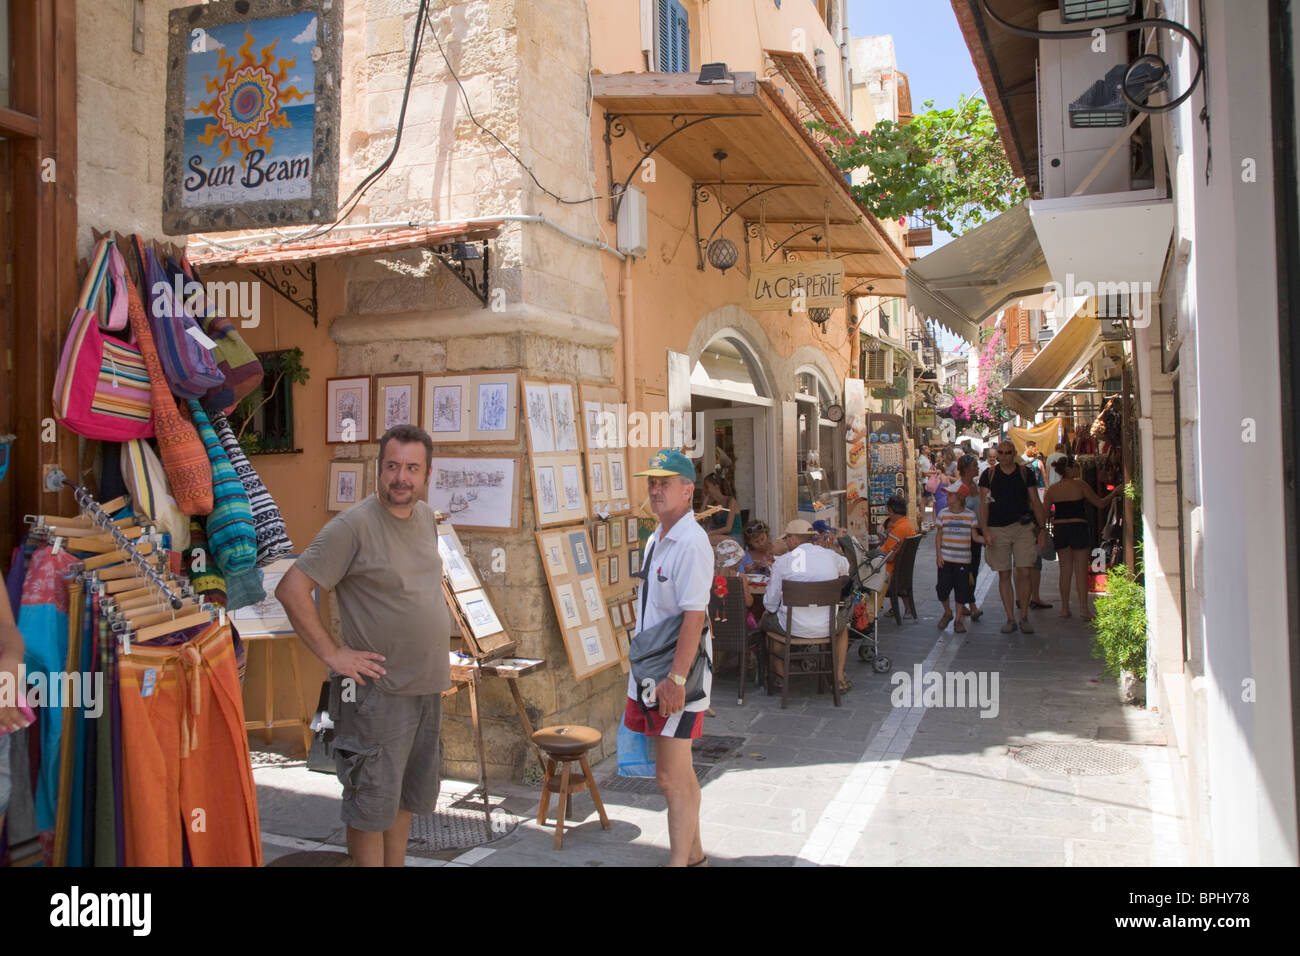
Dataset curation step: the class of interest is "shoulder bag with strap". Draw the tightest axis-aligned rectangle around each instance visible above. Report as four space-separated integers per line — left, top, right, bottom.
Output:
136 240 224 401
628 538 712 718
52 240 155 441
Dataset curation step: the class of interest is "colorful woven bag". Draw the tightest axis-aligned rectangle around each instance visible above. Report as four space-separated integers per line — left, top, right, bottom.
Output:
123 265 213 516
136 240 224 400
187 400 264 611
209 410 293 567
170 257 264 413
52 240 154 441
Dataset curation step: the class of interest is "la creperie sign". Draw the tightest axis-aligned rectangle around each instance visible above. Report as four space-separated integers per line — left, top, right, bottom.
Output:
745 259 845 312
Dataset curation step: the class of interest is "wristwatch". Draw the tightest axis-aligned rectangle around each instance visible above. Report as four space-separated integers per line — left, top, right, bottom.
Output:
668 672 687 687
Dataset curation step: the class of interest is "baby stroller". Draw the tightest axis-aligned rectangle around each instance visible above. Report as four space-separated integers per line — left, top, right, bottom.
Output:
837 533 892 673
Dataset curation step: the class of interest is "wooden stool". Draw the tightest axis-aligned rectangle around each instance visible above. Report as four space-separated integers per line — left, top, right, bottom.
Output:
241 633 312 756
531 725 610 850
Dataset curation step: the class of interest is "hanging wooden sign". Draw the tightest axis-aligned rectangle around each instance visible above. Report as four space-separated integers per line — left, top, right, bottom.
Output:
162 0 342 234
745 259 845 312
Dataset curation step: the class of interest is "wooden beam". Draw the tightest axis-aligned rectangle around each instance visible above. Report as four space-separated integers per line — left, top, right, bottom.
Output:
592 71 758 100
0 107 40 138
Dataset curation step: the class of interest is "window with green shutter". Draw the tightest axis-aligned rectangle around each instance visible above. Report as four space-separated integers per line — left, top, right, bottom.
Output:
656 0 690 73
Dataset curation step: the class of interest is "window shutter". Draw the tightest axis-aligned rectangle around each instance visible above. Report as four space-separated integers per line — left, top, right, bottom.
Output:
657 0 690 73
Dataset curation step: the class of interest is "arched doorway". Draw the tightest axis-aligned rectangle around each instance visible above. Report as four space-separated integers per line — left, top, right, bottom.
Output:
690 332 775 530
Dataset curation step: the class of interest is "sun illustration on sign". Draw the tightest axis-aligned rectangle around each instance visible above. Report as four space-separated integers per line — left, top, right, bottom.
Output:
192 30 307 165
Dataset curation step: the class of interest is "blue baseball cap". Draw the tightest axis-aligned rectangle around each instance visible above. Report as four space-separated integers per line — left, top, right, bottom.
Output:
812 520 834 534
634 448 697 482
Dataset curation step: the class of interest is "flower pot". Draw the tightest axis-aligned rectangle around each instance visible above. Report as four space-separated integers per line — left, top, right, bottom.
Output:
1119 670 1146 706
1088 571 1109 594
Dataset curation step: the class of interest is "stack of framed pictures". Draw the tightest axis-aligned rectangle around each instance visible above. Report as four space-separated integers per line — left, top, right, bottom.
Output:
536 527 619 681
522 378 588 527
438 524 512 658
580 382 629 516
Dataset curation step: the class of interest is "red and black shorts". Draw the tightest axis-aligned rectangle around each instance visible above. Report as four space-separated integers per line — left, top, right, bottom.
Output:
623 697 705 739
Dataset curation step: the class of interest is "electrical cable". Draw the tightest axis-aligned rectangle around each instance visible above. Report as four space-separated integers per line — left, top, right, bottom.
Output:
979 0 1205 116
422 14 605 206
289 0 433 244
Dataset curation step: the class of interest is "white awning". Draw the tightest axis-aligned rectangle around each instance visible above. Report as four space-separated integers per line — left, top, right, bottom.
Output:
905 203 1053 344
1002 306 1102 420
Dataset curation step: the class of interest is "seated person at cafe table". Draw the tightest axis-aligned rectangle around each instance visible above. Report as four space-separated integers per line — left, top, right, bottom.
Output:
879 495 918 578
759 519 853 693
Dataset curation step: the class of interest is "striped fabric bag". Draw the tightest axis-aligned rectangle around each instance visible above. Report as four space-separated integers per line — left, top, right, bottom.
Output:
119 439 191 551
123 266 213 515
139 245 224 400
209 410 294 567
52 240 155 440
187 400 264 611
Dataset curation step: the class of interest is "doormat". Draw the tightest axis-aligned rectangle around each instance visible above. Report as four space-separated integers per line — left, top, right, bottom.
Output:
408 790 521 850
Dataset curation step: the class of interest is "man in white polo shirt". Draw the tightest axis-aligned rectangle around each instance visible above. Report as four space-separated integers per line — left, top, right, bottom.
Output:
626 448 713 868
761 519 852 692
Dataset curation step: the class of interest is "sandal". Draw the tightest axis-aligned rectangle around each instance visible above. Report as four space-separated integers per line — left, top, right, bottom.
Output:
1029 600 1053 609
837 676 854 693
688 856 709 867
1001 619 1017 634
969 608 984 621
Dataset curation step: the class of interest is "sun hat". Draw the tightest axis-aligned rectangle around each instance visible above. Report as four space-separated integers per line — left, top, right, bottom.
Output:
634 448 697 482
781 518 815 536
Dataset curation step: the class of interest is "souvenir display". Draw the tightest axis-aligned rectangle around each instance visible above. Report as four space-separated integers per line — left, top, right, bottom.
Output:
422 370 519 443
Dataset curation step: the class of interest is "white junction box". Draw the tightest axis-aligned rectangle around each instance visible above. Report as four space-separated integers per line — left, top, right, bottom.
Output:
617 185 648 258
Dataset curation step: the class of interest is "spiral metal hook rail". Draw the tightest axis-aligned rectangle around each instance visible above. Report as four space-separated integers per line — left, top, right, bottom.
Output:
63 479 184 610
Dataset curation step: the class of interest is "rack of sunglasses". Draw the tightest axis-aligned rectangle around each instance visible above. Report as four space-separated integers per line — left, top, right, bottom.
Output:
23 482 220 652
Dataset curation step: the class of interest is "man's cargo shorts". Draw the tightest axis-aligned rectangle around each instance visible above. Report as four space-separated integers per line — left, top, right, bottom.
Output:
329 675 442 831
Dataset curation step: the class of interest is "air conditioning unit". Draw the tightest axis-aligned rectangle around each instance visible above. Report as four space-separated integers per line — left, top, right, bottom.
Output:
1037 9 1133 198
863 347 893 385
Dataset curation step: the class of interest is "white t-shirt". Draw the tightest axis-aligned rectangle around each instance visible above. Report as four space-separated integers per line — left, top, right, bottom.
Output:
763 543 850 637
628 513 715 711
1045 452 1066 487
917 454 933 474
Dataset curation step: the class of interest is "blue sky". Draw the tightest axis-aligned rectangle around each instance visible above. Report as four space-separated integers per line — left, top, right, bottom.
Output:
848 0 981 351
184 12 317 113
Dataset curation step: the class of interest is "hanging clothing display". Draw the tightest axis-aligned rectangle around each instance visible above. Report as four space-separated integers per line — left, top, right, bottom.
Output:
210 410 293 568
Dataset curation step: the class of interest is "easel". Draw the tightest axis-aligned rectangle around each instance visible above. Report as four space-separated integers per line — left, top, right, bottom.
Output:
437 513 547 834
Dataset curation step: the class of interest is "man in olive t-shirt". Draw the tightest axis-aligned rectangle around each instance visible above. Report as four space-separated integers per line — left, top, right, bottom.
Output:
277 424 449 867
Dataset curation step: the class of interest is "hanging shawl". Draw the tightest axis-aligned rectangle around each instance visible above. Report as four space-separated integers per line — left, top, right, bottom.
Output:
186 400 264 610
209 410 294 567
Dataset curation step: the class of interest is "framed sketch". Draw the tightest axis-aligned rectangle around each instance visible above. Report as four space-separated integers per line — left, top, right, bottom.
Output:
581 382 624 450
627 517 640 543
608 453 627 495
581 579 603 622
523 380 556 454
598 557 609 587
458 588 505 641
609 604 623 628
610 521 623 549
536 465 560 516
424 371 518 443
629 547 641 576
624 599 637 629
541 534 568 577
531 452 587 527
555 583 582 628
583 399 605 449
437 530 480 593
608 553 620 585
549 384 579 451
427 456 521 531
594 523 608 553
589 457 606 496
615 626 631 659
373 373 421 434
535 528 620 682
567 529 593 575
578 626 606 667
328 461 365 511
326 377 372 444
427 381 466 438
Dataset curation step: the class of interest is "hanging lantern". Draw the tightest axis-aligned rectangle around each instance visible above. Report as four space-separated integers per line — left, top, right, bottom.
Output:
808 307 832 327
707 237 738 273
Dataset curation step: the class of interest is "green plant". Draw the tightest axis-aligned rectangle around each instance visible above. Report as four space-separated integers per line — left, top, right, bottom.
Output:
1091 563 1148 680
232 347 310 442
808 95 1028 236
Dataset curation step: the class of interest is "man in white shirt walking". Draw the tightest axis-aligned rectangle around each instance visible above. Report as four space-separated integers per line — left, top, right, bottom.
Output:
761 519 852 692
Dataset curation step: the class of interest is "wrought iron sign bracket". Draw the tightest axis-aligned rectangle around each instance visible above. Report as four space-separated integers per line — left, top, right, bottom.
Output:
693 182 810 271
430 241 491 308
603 110 751 222
248 261 319 326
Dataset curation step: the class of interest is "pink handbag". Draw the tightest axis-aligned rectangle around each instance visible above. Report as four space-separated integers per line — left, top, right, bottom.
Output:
51 240 154 440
